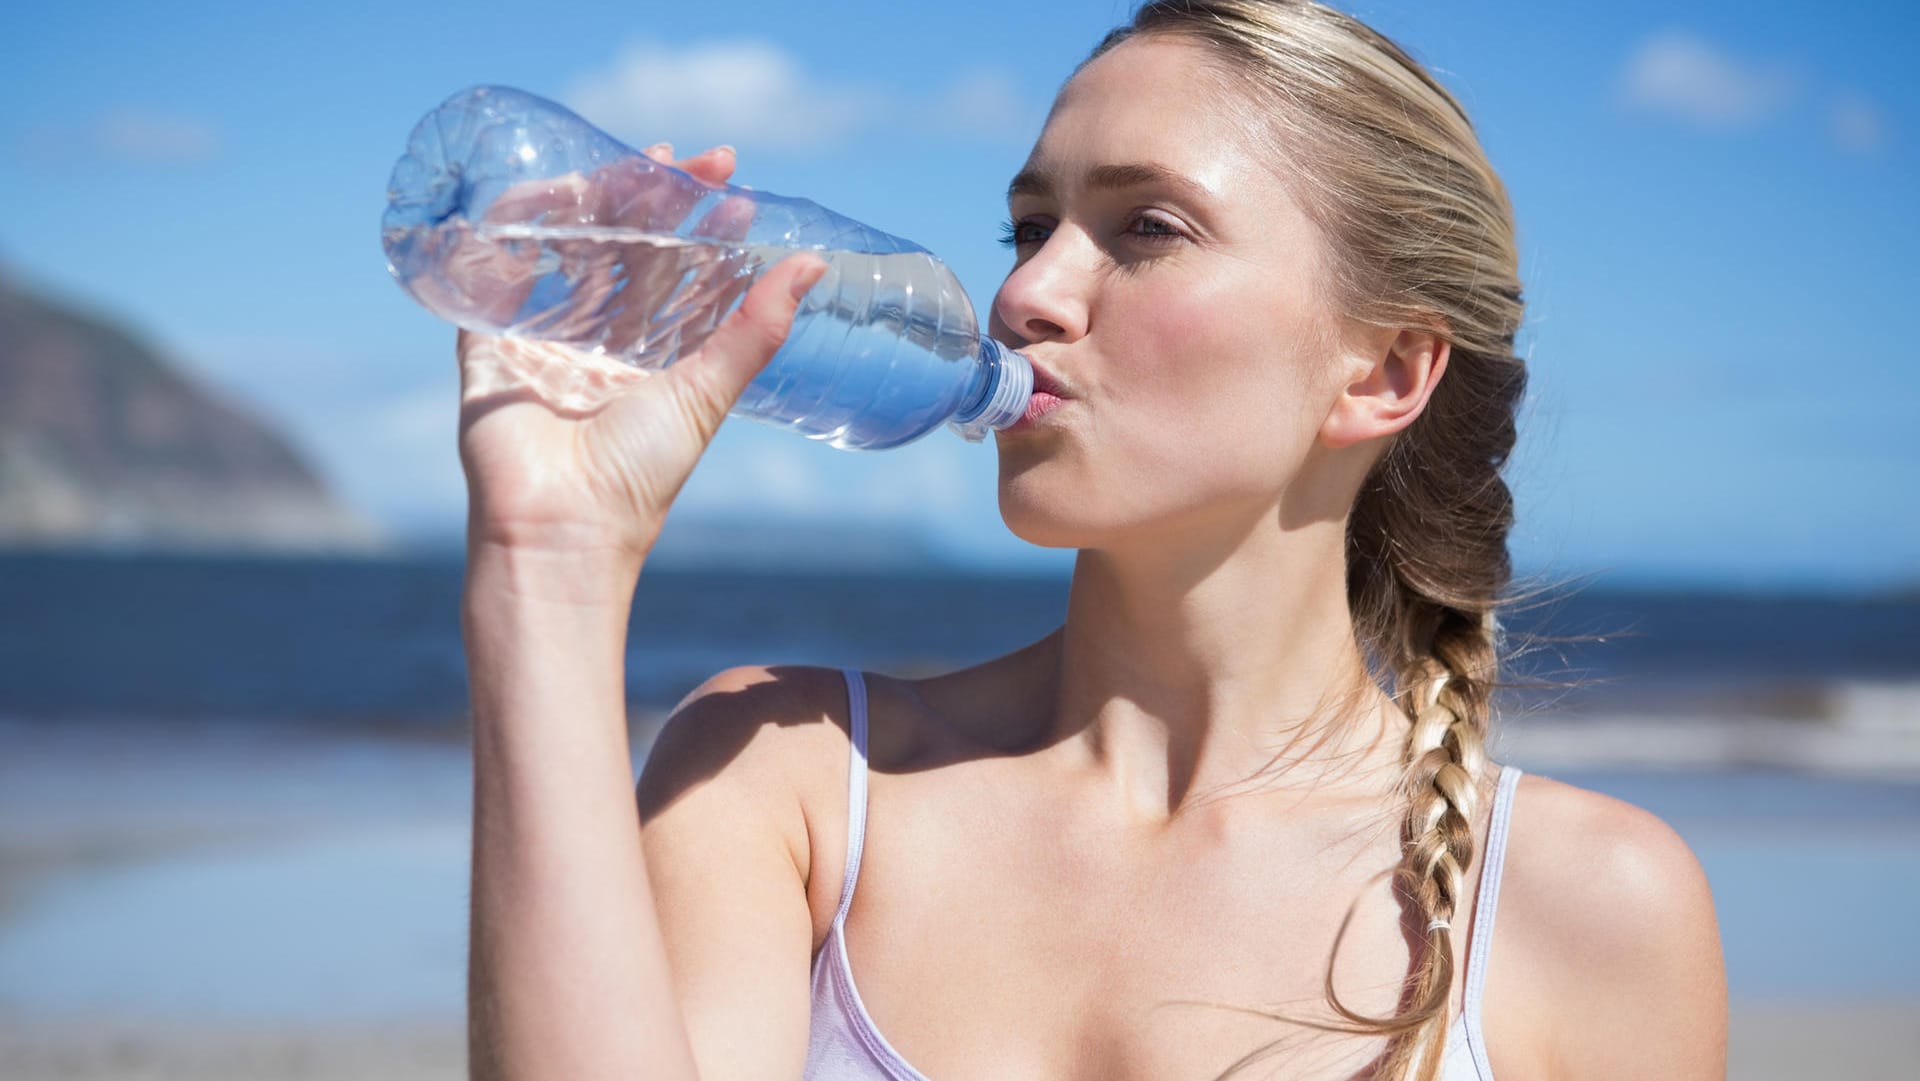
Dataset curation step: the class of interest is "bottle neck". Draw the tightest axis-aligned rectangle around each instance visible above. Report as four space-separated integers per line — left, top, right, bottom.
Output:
949 337 1034 442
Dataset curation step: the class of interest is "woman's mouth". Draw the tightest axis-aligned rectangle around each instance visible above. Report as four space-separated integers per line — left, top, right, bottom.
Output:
1016 390 1067 428
1005 359 1072 432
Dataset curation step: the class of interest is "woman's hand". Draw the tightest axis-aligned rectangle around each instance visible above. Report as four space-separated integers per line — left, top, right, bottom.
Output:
453 144 826 565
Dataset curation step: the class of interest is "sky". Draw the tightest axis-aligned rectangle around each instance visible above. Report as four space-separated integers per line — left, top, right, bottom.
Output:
2 0 1916 589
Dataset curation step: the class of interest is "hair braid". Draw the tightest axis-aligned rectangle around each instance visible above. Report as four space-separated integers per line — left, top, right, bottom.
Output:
1091 3 1527 1078
1342 314 1519 1081
1346 607 1500 1080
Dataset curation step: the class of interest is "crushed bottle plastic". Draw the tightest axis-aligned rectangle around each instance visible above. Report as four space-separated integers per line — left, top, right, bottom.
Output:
382 85 1031 448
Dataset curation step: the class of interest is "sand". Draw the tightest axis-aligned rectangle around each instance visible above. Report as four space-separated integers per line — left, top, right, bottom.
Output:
0 1018 465 1081
3 1005 1918 1080
3 715 1917 1080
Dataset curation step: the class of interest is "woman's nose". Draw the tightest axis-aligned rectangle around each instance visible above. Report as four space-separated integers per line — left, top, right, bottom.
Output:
989 239 1089 347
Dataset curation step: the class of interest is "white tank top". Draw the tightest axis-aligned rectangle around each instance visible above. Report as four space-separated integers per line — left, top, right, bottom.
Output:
805 668 1520 1080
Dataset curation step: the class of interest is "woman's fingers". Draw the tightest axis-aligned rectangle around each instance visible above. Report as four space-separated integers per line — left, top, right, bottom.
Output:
483 172 591 225
670 254 827 433
677 145 736 185
481 143 734 233
690 190 756 242
576 142 740 238
603 153 707 235
650 141 736 185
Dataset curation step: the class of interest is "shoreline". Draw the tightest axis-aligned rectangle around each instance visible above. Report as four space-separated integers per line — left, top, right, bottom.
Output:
1497 711 1920 781
3 1002 1917 1081
8 697 1917 776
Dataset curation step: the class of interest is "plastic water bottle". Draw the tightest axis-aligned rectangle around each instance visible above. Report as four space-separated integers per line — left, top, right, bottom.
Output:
381 85 1031 448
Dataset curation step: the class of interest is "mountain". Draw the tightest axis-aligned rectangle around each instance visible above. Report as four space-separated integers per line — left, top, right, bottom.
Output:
0 269 383 552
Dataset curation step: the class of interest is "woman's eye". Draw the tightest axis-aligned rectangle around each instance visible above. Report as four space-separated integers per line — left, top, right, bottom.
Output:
995 215 1184 250
997 218 1049 248
1127 214 1184 243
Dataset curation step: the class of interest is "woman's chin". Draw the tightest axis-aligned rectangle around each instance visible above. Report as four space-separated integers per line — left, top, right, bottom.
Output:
997 488 1105 551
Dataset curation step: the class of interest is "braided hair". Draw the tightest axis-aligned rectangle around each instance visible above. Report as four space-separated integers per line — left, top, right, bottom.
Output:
1089 4 1528 1077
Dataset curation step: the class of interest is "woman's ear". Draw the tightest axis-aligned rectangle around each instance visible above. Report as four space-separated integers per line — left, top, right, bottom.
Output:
1320 328 1449 450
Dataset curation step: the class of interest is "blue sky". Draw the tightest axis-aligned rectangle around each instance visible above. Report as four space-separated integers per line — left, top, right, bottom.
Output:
3 0 1915 588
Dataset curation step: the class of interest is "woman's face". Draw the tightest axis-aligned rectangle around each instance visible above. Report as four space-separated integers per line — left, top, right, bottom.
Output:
991 35 1353 551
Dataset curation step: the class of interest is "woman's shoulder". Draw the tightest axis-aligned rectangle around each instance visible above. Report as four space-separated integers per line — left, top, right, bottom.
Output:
1501 772 1716 931
1486 771 1727 1078
639 662 959 799
636 664 876 942
637 660 1009 941
638 664 860 821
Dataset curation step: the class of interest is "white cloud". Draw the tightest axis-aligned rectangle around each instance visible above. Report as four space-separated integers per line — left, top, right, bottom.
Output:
927 69 1042 141
565 40 1037 154
18 110 219 167
95 111 219 164
1829 93 1890 154
565 39 881 151
1619 31 1796 129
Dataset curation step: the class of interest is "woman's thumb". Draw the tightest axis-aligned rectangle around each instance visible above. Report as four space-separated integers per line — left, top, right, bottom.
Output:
676 254 829 425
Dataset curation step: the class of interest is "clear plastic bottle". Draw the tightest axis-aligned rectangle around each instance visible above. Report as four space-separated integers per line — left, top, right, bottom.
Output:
381 85 1031 448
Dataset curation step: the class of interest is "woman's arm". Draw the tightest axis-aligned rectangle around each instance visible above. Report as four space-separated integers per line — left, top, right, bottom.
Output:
637 665 845 1076
464 561 826 1081
465 544 702 1081
457 143 829 1081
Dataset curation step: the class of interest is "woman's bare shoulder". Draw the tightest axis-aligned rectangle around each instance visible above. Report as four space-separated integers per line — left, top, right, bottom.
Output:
635 663 967 927
637 664 855 825
1501 773 1719 934
1489 771 1728 1079
637 660 970 806
637 664 879 944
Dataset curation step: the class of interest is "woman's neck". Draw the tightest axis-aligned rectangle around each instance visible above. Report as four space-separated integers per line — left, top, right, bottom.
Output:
1044 513 1404 821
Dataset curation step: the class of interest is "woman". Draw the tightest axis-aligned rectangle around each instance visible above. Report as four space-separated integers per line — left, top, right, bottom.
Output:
457 2 1727 1078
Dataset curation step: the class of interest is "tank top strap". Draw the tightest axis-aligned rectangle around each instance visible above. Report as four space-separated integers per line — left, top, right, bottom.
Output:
1460 764 1522 1074
834 668 872 927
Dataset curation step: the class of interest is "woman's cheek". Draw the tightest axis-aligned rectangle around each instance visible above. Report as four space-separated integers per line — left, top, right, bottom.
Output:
1134 315 1325 481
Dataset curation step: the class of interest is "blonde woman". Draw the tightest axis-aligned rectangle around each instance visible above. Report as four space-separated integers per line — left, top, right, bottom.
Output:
457 2 1727 1078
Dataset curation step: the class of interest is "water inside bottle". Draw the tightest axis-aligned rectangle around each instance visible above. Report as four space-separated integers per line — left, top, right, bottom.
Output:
392 220 991 449
467 223 770 361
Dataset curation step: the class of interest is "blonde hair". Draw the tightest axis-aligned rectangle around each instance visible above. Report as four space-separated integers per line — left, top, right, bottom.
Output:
1085 3 1527 1078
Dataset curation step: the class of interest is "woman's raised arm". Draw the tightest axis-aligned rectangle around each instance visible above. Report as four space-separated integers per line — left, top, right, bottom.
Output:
458 145 827 1081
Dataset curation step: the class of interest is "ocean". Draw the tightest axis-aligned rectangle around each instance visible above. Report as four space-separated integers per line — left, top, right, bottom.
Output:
2 551 1915 722
1 551 1917 1028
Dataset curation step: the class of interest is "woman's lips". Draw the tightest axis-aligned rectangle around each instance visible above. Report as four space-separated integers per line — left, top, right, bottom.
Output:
1010 389 1068 430
1002 356 1072 433
1029 361 1070 400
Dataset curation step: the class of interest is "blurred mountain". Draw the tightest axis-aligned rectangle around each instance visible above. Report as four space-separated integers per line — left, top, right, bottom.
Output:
0 269 383 552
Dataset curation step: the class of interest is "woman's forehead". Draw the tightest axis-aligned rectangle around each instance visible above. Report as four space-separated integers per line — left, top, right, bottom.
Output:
1029 37 1279 194
1014 40 1312 240
1052 38 1234 136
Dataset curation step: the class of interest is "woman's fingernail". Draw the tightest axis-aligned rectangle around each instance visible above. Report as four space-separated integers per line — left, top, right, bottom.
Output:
645 142 672 159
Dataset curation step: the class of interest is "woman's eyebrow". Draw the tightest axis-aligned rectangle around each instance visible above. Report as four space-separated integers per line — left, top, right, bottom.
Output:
1006 162 1213 204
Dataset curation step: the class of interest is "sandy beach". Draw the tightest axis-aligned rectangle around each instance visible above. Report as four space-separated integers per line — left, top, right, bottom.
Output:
0 1017 464 1081
4 1005 1918 1080
2 712 1917 1080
